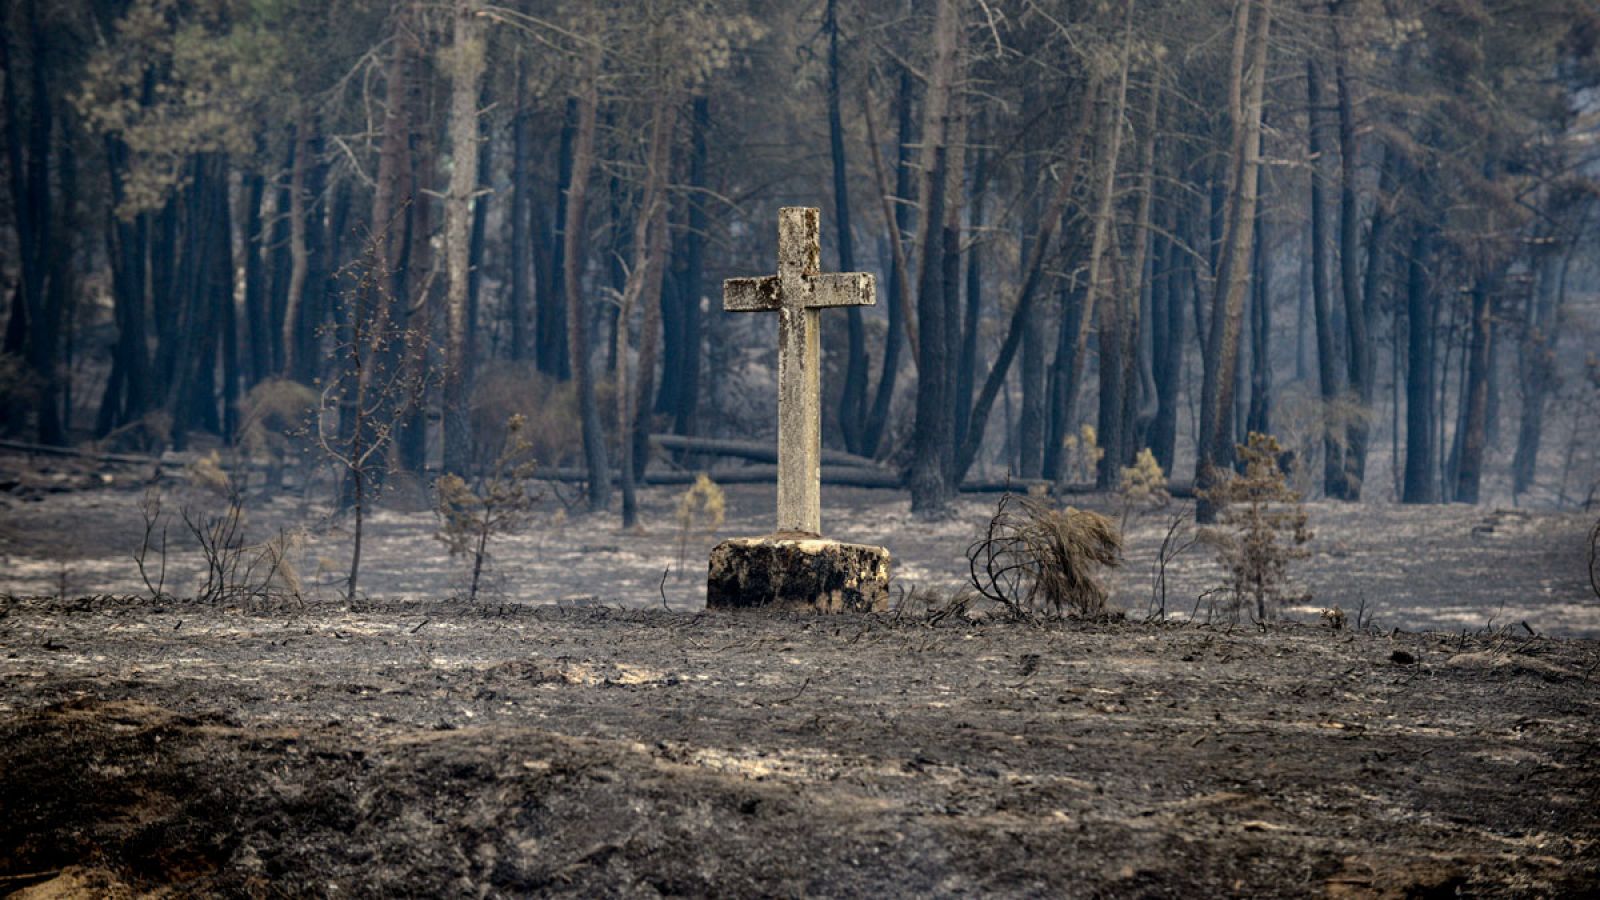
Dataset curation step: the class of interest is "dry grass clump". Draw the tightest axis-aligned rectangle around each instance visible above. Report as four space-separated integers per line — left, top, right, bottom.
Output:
968 493 1122 618
471 363 620 471
237 378 318 484
675 474 725 574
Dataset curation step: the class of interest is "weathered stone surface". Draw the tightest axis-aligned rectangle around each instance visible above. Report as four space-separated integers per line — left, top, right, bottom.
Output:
707 535 890 613
723 207 876 535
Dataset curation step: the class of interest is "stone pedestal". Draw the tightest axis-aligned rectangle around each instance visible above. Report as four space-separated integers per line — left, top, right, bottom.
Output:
707 535 890 613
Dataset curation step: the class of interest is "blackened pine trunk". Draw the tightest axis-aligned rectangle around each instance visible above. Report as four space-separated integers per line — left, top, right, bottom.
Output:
3 7 63 445
1017 144 1045 478
908 0 958 514
98 137 151 432
1512 205 1585 496
861 68 916 458
442 0 487 477
1335 47 1372 498
508 55 532 362
1151 204 1184 473
566 65 610 512
295 125 328 386
397 62 436 482
1307 59 1349 500
241 172 270 386
220 169 241 443
956 137 985 466
48 125 78 438
1071 34 1133 485
826 0 867 454
151 196 180 407
1402 222 1438 503
909 143 952 512
1043 270 1084 481
466 84 492 367
1097 248 1126 489
542 98 578 380
282 122 310 380
267 135 294 377
673 96 709 436
1195 0 1271 521
1454 278 1492 504
939 116 966 481
1121 77 1160 466
1247 202 1271 436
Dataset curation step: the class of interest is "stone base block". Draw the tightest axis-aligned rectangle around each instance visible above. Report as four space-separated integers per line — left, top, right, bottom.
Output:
707 535 890 613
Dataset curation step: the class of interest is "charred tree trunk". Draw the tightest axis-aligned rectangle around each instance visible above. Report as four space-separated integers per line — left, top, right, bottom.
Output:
1512 203 1587 497
1402 221 1438 503
1306 58 1349 500
826 0 868 454
1150 202 1185 473
442 0 487 476
908 0 959 514
1247 200 1271 436
1335 40 1372 498
680 96 709 435
241 172 270 387
566 60 610 511
860 67 916 459
1454 277 1493 504
542 99 577 380
508 54 533 362
2 7 63 445
1196 0 1271 521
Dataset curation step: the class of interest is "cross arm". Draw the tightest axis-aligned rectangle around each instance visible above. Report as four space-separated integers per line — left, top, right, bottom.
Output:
803 272 876 309
723 276 782 312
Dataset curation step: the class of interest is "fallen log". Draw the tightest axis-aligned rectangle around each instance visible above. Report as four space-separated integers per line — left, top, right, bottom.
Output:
537 464 901 489
649 434 882 470
535 463 1194 498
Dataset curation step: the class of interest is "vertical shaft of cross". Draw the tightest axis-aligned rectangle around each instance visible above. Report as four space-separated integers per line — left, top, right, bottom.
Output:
776 208 822 535
722 207 874 537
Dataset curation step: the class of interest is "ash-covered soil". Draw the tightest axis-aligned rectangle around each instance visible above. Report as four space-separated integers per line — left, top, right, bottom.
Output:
1 448 1596 636
2 596 1598 898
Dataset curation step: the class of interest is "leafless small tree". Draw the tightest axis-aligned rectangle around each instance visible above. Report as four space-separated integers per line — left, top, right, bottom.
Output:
314 230 439 603
134 489 172 603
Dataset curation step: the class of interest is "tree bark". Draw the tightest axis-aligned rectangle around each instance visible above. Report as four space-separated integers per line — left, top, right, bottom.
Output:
566 56 610 512
1402 221 1438 503
860 68 917 458
674 95 709 437
1306 57 1349 501
908 0 959 514
509 53 532 362
1196 0 1272 522
1454 277 1493 504
826 0 868 454
617 95 674 527
441 0 487 476
1335 32 1372 497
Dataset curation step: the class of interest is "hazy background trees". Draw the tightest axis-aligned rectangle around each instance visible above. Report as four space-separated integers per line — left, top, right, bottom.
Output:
4 0 1599 518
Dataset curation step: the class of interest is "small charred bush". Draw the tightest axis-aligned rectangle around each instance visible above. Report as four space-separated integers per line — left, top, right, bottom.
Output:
1198 432 1311 622
436 414 542 602
968 493 1122 618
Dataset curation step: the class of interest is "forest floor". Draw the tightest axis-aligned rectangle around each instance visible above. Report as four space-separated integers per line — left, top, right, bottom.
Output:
2 448 1599 896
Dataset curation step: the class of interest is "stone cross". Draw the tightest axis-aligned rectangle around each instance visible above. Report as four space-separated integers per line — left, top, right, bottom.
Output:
724 207 875 535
